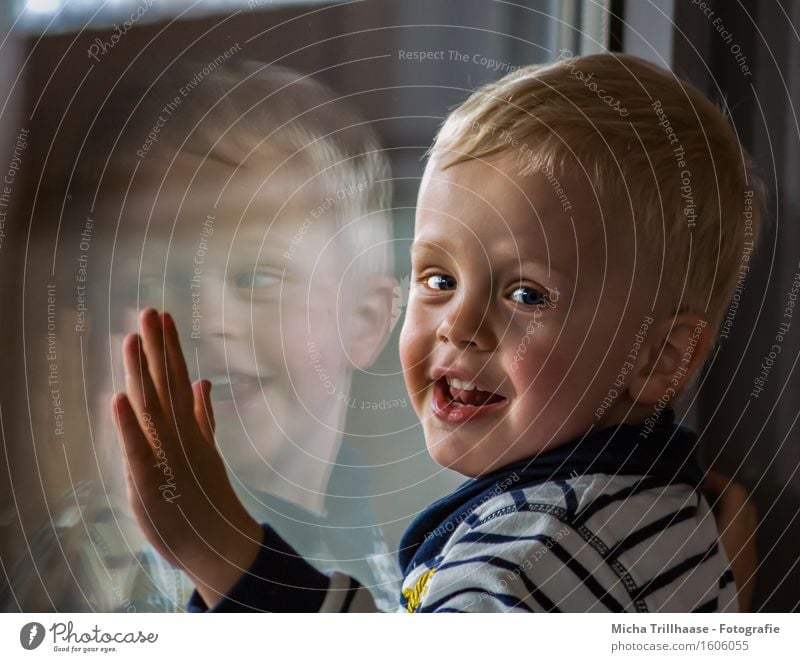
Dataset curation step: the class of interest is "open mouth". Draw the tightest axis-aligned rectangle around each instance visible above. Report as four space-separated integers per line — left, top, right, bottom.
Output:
431 376 508 423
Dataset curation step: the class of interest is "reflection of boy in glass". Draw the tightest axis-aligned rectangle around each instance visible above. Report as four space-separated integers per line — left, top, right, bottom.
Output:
1 62 401 611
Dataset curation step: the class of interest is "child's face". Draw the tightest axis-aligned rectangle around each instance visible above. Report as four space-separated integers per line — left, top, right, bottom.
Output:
400 151 658 477
110 164 360 489
186 208 351 480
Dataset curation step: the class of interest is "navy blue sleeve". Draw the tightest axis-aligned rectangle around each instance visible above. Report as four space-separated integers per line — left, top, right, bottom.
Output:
187 523 331 612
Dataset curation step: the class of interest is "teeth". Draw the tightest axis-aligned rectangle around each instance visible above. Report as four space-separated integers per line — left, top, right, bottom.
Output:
446 376 478 391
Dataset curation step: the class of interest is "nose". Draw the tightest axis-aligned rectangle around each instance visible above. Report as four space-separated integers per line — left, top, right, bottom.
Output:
201 274 246 340
436 287 496 351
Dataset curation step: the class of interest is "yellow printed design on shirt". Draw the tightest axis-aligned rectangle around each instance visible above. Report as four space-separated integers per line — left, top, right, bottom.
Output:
403 567 436 613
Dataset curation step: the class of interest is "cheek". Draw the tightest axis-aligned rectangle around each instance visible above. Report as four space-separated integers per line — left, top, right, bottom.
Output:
244 306 281 356
398 307 430 377
502 323 569 388
398 329 416 398
502 315 556 356
243 302 311 377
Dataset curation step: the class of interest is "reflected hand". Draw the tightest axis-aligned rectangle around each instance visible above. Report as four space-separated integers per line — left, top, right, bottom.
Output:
110 307 262 608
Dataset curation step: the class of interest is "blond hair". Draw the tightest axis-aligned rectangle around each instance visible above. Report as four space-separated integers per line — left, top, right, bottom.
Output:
432 52 765 336
89 61 392 278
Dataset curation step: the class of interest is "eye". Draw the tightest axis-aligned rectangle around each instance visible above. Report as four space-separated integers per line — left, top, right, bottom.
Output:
234 270 281 290
509 286 548 307
424 274 457 291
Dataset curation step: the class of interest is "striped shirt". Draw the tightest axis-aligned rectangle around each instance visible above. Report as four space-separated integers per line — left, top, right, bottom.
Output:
188 410 738 613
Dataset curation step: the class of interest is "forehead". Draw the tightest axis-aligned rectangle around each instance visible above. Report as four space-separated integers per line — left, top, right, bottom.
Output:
416 153 606 266
111 155 336 240
104 167 345 285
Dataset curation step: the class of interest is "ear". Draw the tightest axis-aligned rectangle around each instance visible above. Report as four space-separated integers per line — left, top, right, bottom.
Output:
342 275 398 370
626 312 712 406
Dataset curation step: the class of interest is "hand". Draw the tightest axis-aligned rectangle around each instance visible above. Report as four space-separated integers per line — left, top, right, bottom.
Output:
110 308 263 608
703 471 758 611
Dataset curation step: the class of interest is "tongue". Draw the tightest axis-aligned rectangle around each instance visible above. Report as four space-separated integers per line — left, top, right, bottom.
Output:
450 386 504 406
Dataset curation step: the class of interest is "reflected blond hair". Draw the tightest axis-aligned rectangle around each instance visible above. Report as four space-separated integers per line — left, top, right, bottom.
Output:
91 61 393 279
433 52 765 336
180 62 393 279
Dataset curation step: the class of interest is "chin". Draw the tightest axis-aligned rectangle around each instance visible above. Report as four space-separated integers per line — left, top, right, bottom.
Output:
425 439 480 477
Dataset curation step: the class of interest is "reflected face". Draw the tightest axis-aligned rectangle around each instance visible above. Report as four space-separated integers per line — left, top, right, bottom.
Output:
111 164 355 486
399 152 654 477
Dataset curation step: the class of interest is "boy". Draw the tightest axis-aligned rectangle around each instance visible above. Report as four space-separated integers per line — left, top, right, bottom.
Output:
113 63 403 609
112 53 762 612
3 62 402 611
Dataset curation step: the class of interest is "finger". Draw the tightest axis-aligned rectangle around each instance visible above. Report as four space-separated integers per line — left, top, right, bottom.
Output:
163 311 195 422
716 478 751 517
138 308 174 420
724 479 750 505
707 471 748 498
111 392 159 487
193 379 216 445
702 470 728 497
702 471 746 513
123 332 170 449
